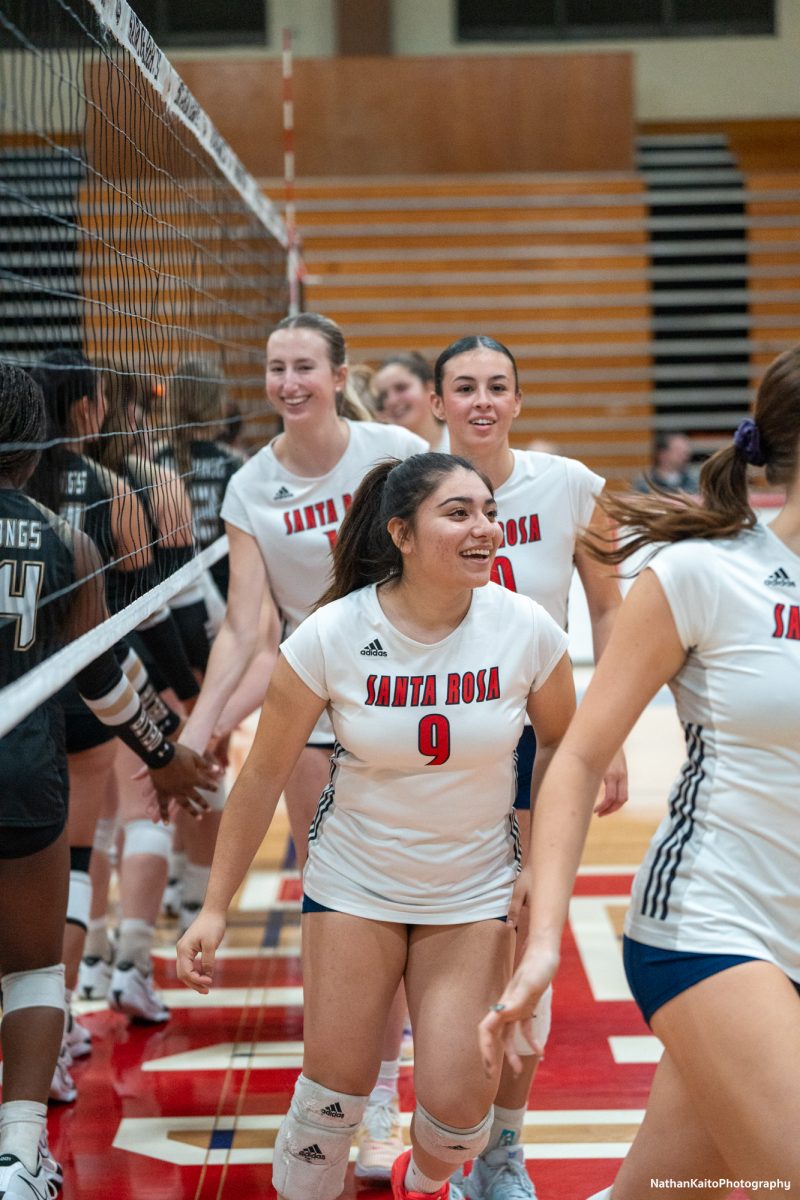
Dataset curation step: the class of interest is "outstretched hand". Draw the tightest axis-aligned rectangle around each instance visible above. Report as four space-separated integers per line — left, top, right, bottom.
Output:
479 946 559 1077
176 909 227 994
136 746 222 823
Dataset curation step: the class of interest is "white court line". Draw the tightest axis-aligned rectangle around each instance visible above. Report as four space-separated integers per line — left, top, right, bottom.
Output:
151 946 300 960
114 1110 645 1165
569 895 632 1002
75 986 304 1015
609 1035 663 1064
143 1041 306 1071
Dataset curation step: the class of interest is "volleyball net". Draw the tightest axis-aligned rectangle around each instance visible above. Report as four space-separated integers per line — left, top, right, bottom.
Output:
0 0 290 736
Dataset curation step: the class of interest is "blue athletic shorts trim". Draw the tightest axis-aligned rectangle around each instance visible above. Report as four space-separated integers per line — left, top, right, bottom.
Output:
513 724 536 811
623 935 800 1024
302 893 508 923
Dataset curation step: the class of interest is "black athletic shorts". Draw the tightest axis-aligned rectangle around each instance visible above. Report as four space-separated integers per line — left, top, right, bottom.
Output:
0 701 69 858
60 681 116 754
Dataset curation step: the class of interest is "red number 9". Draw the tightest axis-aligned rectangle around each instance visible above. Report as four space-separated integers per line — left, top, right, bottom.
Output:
418 714 451 766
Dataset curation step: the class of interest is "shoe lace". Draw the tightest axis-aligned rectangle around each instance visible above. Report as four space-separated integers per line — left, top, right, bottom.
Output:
489 1157 537 1199
363 1099 396 1142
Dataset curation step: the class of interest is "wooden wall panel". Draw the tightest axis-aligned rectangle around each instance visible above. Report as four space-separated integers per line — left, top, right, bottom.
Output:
174 53 634 176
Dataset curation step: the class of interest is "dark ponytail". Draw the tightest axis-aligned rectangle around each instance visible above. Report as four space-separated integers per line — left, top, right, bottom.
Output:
0 362 46 485
317 451 491 606
28 349 96 514
585 345 800 565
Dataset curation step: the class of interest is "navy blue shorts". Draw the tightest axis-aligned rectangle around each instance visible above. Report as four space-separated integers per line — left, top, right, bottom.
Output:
513 725 536 811
302 894 507 923
623 935 800 1024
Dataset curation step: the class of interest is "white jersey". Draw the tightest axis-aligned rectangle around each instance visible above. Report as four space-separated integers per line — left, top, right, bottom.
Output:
492 451 604 628
281 582 568 923
626 525 800 983
221 420 426 742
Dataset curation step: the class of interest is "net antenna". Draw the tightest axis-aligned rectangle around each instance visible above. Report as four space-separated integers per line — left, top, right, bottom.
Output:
282 25 305 317
0 0 290 737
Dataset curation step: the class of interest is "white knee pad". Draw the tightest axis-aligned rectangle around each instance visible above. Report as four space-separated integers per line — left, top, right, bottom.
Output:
93 817 117 856
511 982 553 1057
67 870 91 929
272 1073 368 1200
1 965 65 1016
586 1189 614 1200
122 819 172 860
413 1102 493 1165
199 775 228 813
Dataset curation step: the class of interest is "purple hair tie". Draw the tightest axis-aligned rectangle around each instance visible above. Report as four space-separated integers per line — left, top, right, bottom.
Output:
733 418 766 467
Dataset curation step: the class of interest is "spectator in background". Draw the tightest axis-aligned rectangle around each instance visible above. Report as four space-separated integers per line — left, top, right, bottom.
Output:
635 432 698 495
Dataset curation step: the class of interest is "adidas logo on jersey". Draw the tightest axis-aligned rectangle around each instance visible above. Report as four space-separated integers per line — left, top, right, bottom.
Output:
360 638 387 657
273 485 294 501
298 1143 325 1162
320 1102 345 1119
764 567 796 588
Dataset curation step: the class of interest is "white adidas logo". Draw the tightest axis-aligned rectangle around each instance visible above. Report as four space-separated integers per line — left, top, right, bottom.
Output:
360 638 387 657
764 567 796 588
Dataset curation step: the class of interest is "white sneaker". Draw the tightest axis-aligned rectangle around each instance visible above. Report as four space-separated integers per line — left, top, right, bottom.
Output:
64 1007 91 1060
400 1021 414 1063
353 1096 404 1180
178 900 202 937
109 961 169 1023
0 1153 58 1199
466 1146 537 1199
37 1128 63 1193
48 1040 76 1105
162 876 183 919
77 954 113 1001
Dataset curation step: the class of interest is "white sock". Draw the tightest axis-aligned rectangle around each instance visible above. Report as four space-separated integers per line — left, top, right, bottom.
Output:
369 1057 400 1105
117 918 154 973
85 918 112 961
485 1103 526 1152
182 862 211 908
405 1153 448 1194
0 1100 46 1173
168 849 186 883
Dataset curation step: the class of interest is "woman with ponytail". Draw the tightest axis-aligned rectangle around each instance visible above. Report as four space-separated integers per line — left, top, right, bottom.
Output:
481 347 800 1200
177 452 576 1200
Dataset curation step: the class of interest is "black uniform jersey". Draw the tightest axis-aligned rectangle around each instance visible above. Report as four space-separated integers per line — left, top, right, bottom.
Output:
157 441 241 597
0 490 74 829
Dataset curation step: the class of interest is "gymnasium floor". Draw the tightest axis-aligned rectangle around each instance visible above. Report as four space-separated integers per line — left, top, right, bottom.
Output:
50 676 743 1200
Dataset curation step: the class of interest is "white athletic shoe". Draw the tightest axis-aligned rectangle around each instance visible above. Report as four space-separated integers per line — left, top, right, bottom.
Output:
77 954 113 1001
354 1096 405 1179
108 961 169 1024
37 1128 63 1193
400 1021 414 1063
48 1040 76 1105
162 876 183 919
64 1008 91 1060
0 1153 58 1199
178 900 202 937
466 1146 537 1199
450 1166 468 1199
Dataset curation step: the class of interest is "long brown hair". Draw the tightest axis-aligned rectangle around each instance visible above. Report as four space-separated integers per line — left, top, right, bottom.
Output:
317 452 492 607
586 347 800 565
270 312 372 421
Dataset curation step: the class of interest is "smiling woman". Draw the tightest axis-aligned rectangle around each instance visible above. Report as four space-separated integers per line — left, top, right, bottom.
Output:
176 451 577 1200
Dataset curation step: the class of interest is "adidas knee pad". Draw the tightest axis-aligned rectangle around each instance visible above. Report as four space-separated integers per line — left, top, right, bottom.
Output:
67 847 93 930
272 1073 368 1200
122 819 172 860
1 964 65 1016
413 1102 492 1165
511 982 553 1056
